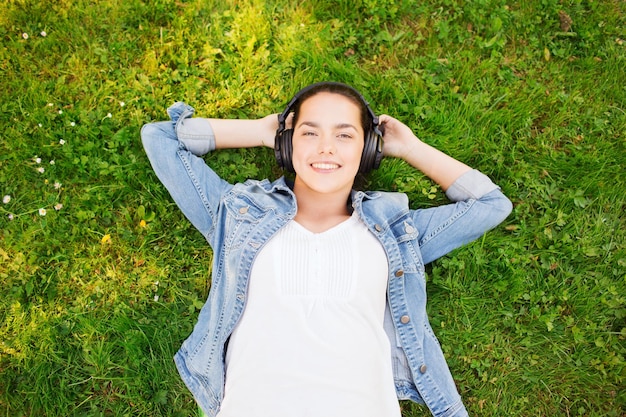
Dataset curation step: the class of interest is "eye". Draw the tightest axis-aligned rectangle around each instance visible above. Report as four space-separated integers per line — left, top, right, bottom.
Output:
337 132 354 140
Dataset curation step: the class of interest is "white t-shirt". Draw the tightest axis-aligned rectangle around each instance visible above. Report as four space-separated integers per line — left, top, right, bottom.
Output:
217 214 401 417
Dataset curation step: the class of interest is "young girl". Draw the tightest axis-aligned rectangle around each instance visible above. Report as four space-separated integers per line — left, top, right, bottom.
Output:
141 82 512 417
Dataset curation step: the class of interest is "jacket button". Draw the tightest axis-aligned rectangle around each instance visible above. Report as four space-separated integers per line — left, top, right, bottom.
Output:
239 206 249 214
400 315 410 324
395 270 404 277
419 364 427 373
375 224 382 232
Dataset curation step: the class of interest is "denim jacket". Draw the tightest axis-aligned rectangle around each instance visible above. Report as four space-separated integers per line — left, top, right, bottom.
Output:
141 102 512 417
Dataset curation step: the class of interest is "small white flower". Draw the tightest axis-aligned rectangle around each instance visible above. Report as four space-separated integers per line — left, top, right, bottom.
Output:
119 101 125 107
2 195 10 204
154 295 159 302
8 213 14 220
35 157 42 164
38 123 42 127
54 203 63 211
107 113 112 118
39 208 47 216
40 31 47 37
37 167 45 173
70 122 75 127
59 139 65 145
22 33 29 40
58 110 63 114
49 160 55 165
48 103 53 107
54 181 62 189
154 281 160 286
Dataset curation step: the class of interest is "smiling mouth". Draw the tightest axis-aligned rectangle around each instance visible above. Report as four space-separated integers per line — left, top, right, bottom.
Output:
311 162 340 170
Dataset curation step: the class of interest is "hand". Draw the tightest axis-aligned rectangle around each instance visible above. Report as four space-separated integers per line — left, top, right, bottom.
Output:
257 112 293 148
259 113 280 148
378 114 421 159
378 114 471 190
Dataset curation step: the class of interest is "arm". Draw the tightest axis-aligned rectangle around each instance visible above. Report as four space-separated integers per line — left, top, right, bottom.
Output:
379 114 471 191
141 102 280 242
141 118 229 241
204 115 278 150
171 101 278 155
142 102 262 243
378 115 512 263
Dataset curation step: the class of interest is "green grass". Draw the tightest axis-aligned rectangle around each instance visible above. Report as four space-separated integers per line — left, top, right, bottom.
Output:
1 0 624 415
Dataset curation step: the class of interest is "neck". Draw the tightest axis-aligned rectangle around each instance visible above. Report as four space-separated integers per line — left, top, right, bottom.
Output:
292 186 353 233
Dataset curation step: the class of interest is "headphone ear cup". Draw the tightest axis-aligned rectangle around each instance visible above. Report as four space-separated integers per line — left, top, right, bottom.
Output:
275 129 295 173
359 130 384 173
372 131 383 170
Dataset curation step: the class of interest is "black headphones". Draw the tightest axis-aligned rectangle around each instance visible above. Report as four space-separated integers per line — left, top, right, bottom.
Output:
274 82 384 173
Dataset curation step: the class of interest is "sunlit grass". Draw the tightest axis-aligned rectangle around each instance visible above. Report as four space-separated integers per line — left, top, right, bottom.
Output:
1 0 624 416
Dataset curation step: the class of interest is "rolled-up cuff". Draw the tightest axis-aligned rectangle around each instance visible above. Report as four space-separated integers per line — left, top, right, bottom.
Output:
445 169 500 202
167 102 216 156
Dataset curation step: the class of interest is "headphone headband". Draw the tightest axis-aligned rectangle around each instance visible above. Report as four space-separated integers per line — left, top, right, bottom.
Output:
277 82 379 125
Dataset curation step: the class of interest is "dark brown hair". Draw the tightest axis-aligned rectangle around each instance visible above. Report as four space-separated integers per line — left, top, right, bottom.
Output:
291 82 371 139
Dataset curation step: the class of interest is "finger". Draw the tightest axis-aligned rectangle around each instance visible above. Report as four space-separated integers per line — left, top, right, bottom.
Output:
286 112 294 129
378 114 392 124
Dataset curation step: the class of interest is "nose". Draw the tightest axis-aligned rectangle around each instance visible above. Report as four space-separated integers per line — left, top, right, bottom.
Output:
317 133 335 154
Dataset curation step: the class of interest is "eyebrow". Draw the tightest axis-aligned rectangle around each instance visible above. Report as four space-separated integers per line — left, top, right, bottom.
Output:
297 121 359 131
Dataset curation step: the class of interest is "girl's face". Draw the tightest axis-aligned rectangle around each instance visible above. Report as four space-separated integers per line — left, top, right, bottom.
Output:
291 92 365 198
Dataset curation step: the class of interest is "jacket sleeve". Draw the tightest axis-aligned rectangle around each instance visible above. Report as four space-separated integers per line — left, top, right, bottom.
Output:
412 169 512 265
141 102 231 243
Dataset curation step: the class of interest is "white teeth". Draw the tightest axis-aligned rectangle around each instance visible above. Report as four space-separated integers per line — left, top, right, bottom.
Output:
312 163 339 170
